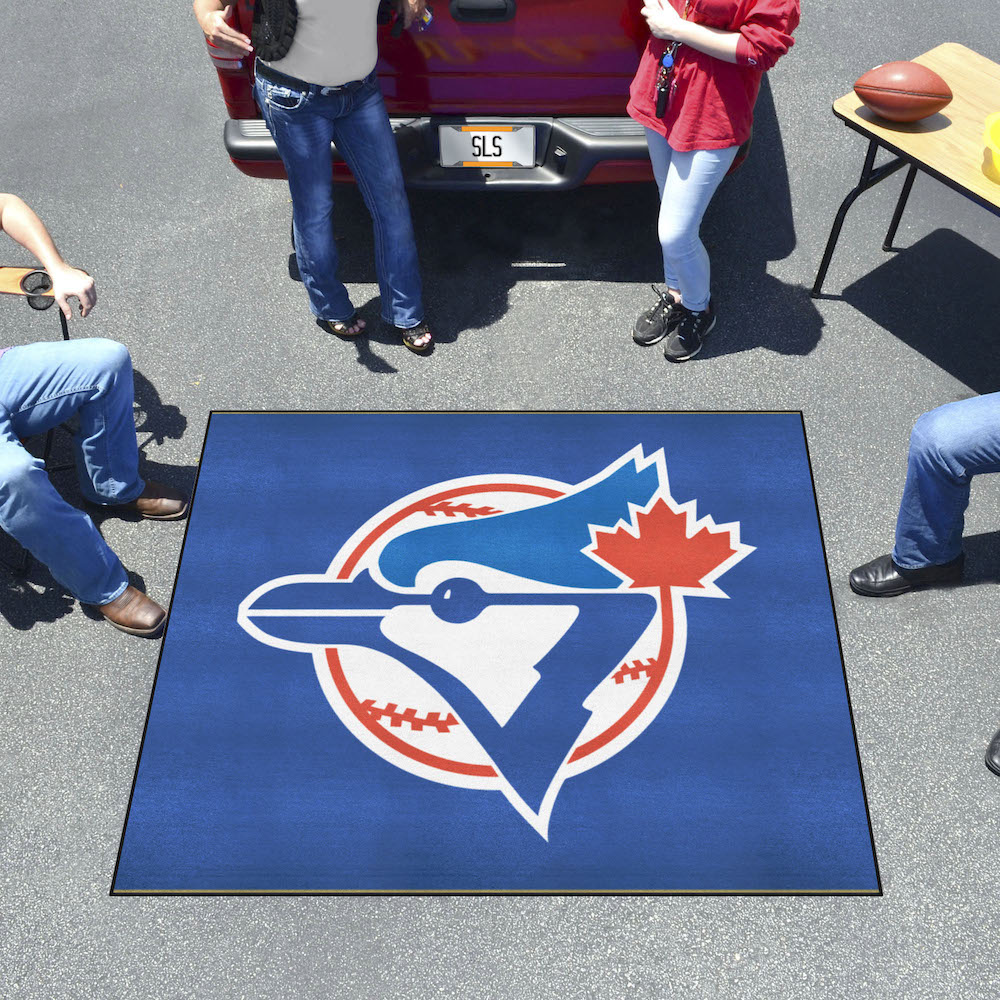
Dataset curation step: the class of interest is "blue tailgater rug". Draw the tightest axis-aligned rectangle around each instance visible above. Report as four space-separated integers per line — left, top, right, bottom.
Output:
113 412 880 895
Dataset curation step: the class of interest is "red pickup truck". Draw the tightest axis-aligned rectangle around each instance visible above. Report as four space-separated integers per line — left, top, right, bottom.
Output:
209 0 668 189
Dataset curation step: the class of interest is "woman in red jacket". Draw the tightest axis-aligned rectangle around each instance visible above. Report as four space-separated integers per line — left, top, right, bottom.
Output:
628 0 799 361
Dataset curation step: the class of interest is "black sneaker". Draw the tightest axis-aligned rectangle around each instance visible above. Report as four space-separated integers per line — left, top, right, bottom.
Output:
664 300 716 362
632 285 682 346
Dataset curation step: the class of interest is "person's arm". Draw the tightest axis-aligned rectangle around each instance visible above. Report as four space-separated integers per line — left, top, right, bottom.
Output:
0 194 96 319
641 0 797 70
193 0 252 57
641 0 739 62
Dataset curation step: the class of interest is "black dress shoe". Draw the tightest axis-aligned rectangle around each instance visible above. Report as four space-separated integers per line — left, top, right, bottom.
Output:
848 552 964 597
986 727 1000 777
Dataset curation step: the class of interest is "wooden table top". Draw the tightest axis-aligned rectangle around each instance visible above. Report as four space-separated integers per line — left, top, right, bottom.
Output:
833 42 1000 212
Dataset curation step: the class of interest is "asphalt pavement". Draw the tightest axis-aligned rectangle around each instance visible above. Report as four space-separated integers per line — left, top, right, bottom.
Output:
1 1 999 997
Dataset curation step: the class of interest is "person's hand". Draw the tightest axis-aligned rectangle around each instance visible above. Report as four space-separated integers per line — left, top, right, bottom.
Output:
50 265 96 319
196 4 252 57
641 0 686 42
395 0 427 30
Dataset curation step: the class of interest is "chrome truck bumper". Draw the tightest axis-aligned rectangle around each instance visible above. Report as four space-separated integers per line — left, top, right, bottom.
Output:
224 115 653 189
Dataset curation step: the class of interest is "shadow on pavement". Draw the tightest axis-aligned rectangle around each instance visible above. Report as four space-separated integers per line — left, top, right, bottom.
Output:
841 229 1000 393
325 305 403 374
133 368 187 451
327 178 665 353
704 75 824 360
0 572 75 631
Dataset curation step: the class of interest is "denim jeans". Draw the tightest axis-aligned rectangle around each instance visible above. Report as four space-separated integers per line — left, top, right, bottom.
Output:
644 129 739 312
893 392 1000 569
255 66 424 329
0 338 143 604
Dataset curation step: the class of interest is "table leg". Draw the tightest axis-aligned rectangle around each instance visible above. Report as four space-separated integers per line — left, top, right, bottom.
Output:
811 140 909 297
883 165 918 252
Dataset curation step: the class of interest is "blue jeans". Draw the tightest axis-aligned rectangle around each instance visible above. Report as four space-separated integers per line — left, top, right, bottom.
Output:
0 338 143 604
644 129 738 312
255 67 424 328
893 393 1000 569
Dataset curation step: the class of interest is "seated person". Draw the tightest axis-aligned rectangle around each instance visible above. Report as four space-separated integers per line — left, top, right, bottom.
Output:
0 193 186 637
848 392 999 774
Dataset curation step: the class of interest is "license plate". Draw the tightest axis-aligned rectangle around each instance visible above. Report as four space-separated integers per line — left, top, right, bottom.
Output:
438 125 535 168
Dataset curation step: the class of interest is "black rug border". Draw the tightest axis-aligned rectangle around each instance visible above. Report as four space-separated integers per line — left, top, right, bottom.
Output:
110 409 883 898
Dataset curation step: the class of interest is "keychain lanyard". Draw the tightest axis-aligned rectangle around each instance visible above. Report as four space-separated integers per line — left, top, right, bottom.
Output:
654 0 692 117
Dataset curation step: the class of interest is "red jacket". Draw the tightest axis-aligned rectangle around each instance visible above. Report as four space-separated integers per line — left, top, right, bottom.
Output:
627 0 799 152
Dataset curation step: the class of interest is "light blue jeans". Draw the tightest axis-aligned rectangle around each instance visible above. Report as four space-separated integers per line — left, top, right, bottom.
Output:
0 338 143 604
256 66 424 329
893 393 1000 569
645 129 739 313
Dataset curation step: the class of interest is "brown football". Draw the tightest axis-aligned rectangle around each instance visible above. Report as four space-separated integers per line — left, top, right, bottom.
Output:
854 61 953 123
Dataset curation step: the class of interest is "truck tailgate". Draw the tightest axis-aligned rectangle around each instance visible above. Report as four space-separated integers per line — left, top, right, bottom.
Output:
377 1 647 116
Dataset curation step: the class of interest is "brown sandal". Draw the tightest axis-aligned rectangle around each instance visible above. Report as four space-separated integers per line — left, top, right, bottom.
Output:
398 322 433 354
323 312 366 338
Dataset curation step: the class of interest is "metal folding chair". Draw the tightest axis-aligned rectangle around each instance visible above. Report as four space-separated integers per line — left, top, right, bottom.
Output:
0 267 71 575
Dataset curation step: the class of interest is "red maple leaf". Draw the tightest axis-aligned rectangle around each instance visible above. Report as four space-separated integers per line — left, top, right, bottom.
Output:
591 498 738 592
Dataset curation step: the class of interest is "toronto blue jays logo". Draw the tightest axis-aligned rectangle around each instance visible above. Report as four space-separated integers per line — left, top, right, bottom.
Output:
238 447 752 838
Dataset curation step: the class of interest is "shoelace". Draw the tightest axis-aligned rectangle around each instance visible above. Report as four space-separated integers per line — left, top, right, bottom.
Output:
649 284 676 319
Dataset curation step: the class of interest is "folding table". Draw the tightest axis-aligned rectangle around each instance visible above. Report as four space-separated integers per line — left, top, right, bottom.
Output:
812 43 1000 297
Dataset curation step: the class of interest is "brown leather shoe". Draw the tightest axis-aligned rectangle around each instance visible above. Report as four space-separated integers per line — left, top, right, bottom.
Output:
114 481 188 520
98 586 167 637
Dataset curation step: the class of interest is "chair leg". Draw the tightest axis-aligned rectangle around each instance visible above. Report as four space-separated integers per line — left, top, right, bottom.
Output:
0 534 32 576
45 306 76 472
12 544 31 575
41 422 74 475
41 427 56 465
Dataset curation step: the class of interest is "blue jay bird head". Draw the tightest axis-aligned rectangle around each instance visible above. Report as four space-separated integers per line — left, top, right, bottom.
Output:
238 446 745 837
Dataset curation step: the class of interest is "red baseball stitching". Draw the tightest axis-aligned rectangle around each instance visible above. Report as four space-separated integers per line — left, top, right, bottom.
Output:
360 658 655 742
361 699 460 733
612 658 657 684
360 658 656 739
417 501 502 519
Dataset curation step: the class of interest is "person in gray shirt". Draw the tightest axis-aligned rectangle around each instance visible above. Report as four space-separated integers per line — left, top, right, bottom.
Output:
195 0 433 352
